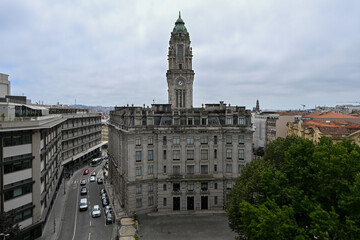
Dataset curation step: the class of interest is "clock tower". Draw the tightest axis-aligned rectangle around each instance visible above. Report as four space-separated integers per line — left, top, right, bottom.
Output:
167 12 194 109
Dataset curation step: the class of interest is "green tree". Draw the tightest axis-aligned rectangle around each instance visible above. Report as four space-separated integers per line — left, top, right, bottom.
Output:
226 136 360 239
0 209 20 239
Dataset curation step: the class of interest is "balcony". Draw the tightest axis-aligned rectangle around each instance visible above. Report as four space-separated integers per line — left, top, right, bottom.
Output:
172 190 182 195
200 189 210 195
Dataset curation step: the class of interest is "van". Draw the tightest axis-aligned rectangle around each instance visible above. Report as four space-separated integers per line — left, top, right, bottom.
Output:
79 198 88 211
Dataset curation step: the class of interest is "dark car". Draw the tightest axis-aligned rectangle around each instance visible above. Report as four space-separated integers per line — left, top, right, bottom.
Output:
102 197 109 207
100 188 106 195
80 179 86 186
80 187 87 195
106 212 113 225
97 178 103 184
83 169 89 175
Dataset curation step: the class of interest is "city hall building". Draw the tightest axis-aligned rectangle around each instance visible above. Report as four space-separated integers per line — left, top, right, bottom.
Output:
108 14 253 214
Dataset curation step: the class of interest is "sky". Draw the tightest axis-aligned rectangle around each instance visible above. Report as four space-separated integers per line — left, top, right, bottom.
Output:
0 0 359 110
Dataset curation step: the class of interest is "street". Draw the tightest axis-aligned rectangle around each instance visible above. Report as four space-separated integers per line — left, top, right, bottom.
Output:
58 164 114 240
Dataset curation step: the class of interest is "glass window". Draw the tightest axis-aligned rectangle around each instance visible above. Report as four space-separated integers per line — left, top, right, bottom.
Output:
238 164 244 174
148 136 153 145
214 182 218 189
187 150 194 160
200 136 208 144
135 137 141 146
173 136 180 145
226 182 232 190
173 166 180 175
164 165 167 173
238 149 244 160
187 182 194 191
226 164 232 173
200 165 208 174
148 196 154 206
187 136 194 145
13 187 22 197
226 135 232 144
163 198 167 206
214 149 217 159
226 149 232 159
136 198 142 208
136 184 142 194
163 136 167 145
163 150 167 160
239 135 244 144
201 149 208 160
148 150 153 161
201 182 208 191
136 167 142 176
239 118 245 125
214 136 217 145
187 118 193 125
173 150 180 160
214 196 218 205
177 44 183 60
214 164 217 172
227 117 232 125
148 165 154 175
163 184 167 191
201 118 207 125
186 165 194 175
148 183 154 193
136 151 141 162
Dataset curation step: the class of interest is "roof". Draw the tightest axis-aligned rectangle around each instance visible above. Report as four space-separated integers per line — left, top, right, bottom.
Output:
172 12 188 34
303 119 360 136
304 112 359 119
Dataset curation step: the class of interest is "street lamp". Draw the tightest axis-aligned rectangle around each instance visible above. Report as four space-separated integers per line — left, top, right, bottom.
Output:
0 233 10 240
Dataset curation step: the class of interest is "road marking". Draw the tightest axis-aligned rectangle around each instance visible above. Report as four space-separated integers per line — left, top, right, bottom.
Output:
89 220 91 226
71 184 80 240
88 232 91 240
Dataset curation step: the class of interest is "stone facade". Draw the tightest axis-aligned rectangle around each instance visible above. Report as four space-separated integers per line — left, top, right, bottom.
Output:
108 15 253 215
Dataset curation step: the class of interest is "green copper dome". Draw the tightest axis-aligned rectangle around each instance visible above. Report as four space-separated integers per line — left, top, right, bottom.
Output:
172 12 188 34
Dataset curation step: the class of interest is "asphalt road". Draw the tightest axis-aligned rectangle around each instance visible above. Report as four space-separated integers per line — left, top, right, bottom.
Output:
58 164 114 240
138 213 236 240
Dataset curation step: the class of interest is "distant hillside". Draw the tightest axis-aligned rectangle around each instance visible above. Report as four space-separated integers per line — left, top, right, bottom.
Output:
70 104 114 115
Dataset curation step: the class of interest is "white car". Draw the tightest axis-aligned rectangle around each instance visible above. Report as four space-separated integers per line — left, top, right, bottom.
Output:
92 205 101 218
90 176 96 182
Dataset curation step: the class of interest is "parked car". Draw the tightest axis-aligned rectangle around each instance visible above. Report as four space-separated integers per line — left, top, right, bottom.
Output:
92 205 101 218
90 176 96 182
102 197 109 207
97 178 103 184
83 169 89 175
101 193 108 201
100 188 106 195
79 198 88 211
104 205 113 215
105 212 113 225
91 171 96 176
80 187 87 195
80 179 86 186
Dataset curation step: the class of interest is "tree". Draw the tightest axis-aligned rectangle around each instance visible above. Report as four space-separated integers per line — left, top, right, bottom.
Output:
226 136 360 239
0 209 20 238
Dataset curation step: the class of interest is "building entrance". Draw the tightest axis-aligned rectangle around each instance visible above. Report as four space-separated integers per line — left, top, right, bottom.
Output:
173 197 180 211
201 196 208 210
187 197 194 210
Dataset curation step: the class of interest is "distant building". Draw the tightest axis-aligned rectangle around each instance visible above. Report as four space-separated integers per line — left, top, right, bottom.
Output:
0 73 11 98
108 14 253 215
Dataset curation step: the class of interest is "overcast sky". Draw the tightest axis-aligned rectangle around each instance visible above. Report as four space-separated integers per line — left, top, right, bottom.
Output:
1 0 359 110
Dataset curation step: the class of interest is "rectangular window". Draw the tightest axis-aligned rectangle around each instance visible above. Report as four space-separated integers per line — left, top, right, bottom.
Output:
163 136 167 145
226 182 232 190
187 182 194 191
214 149 217 159
214 196 218 205
136 184 142 194
173 150 180 160
226 149 232 159
239 118 245 125
148 196 154 206
148 150 153 161
164 165 167 173
214 182 218 189
201 149 208 160
163 150 167 160
227 117 233 125
201 118 207 125
239 135 244 144
148 183 154 193
200 165 208 174
148 165 154 175
179 64 182 70
173 165 180 175
214 136 217 145
148 136 153 145
163 198 167 206
226 164 233 173
163 184 167 191
136 151 142 162
177 44 183 60
186 165 194 175
187 118 193 125
136 198 142 208
226 135 232 144
187 150 194 160
136 167 142 176
201 182 208 191
214 164 217 172
238 149 244 160
173 136 180 145
238 164 244 174
187 136 194 145
200 136 208 144
135 137 141 146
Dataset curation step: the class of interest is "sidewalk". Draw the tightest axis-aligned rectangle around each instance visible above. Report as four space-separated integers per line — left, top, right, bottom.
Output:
102 168 136 240
39 175 72 240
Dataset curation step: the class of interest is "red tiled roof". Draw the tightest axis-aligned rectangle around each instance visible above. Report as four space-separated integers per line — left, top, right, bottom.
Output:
304 112 359 119
303 119 360 136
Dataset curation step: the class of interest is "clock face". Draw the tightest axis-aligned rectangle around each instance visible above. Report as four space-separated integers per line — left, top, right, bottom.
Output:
177 79 184 87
